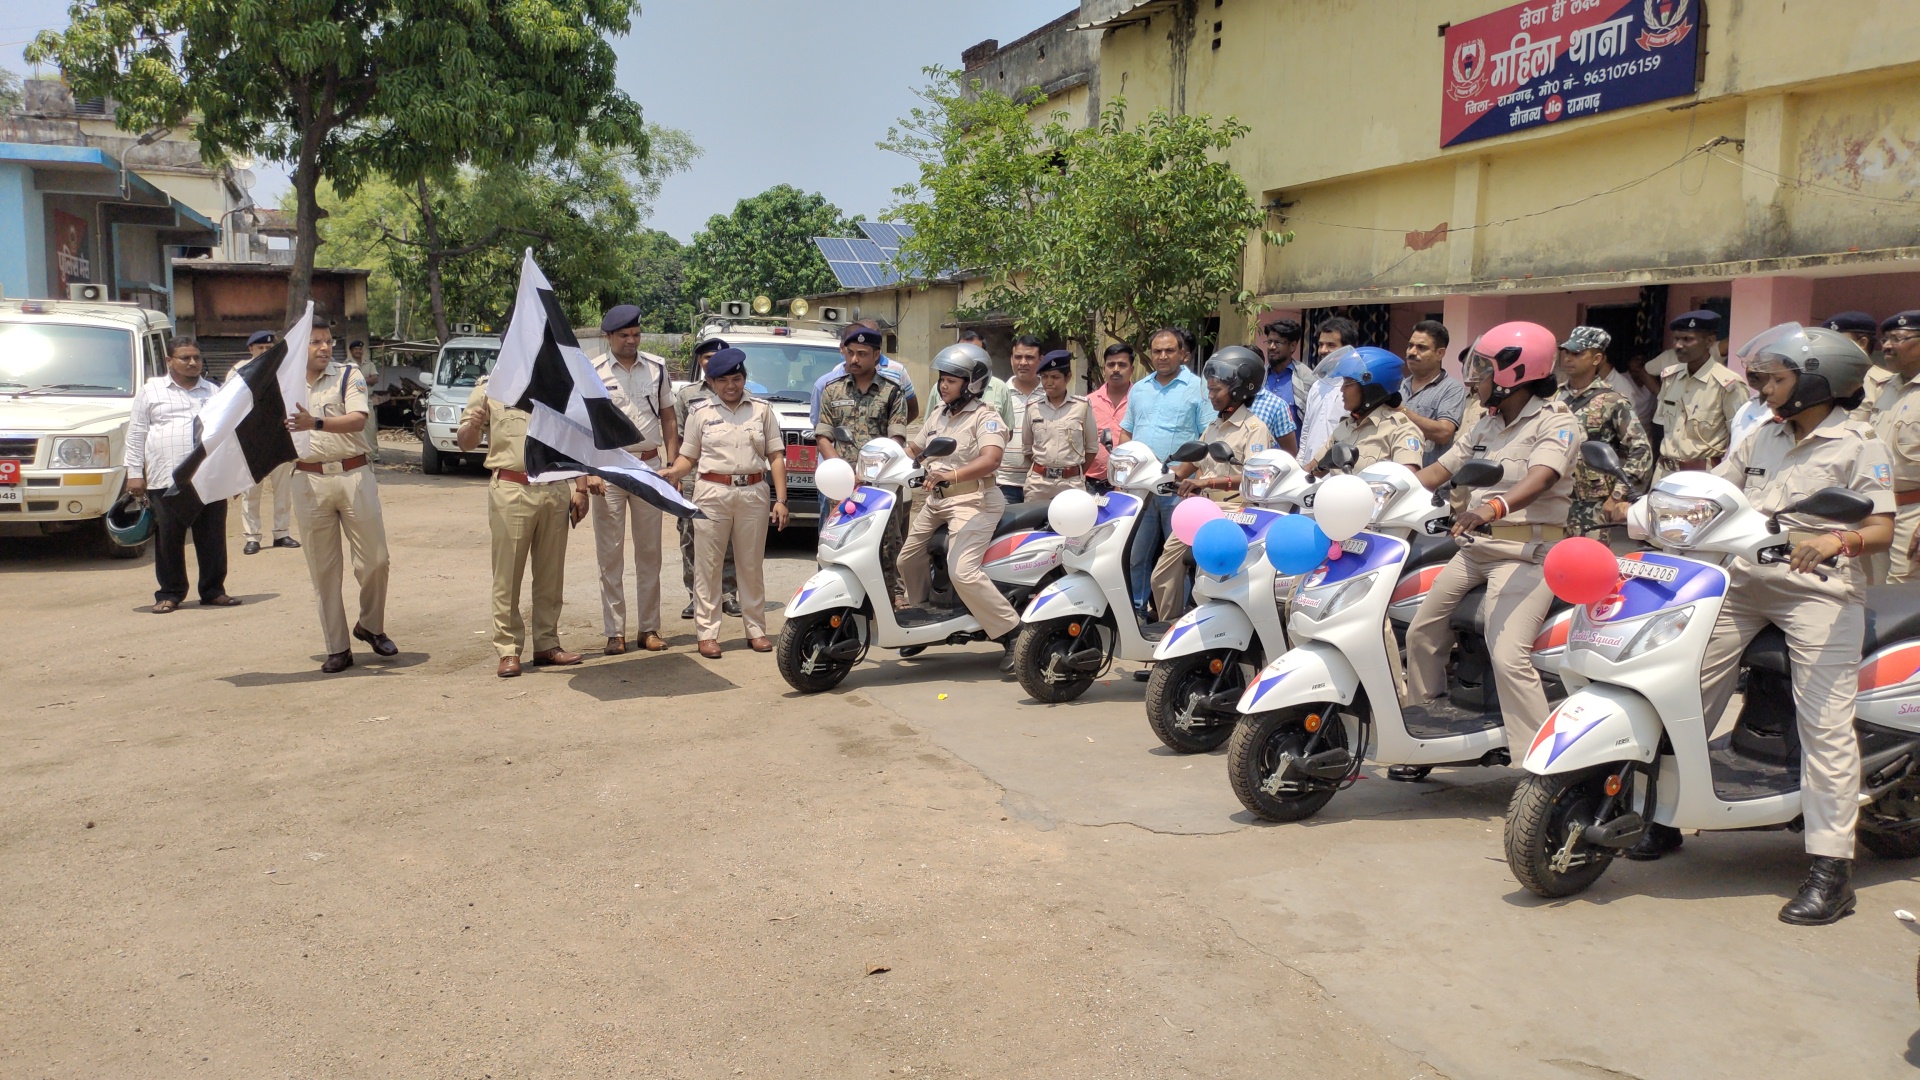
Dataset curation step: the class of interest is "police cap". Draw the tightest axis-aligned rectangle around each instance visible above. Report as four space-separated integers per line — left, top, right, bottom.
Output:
704 347 747 379
600 304 643 334
1669 310 1721 333
1037 349 1074 375
692 336 728 357
1879 311 1920 336
247 330 276 347
840 325 883 349
1819 311 1876 335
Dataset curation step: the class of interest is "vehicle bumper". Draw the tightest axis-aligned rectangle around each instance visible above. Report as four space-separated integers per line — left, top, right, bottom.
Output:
426 423 471 454
0 467 123 533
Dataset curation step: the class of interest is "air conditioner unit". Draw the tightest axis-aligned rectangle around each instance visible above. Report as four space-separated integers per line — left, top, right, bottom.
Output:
453 322 477 335
820 306 843 324
68 283 107 302
723 300 748 318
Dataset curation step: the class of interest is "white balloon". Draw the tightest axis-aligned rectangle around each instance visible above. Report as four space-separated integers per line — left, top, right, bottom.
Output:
1048 488 1099 538
815 457 857 502
1313 474 1376 542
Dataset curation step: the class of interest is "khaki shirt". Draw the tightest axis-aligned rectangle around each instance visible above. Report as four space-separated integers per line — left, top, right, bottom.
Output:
463 377 530 474
1438 396 1580 525
916 398 1006 501
1855 365 1895 425
1715 408 1895 597
994 382 1047 486
680 396 781 476
593 351 671 453
1873 372 1920 490
1024 394 1099 470
1195 407 1274 503
1313 407 1424 472
1653 357 1746 463
301 363 373 464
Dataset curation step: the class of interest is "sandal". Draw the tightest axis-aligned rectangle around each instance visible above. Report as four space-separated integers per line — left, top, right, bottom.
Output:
151 599 179 614
201 595 242 607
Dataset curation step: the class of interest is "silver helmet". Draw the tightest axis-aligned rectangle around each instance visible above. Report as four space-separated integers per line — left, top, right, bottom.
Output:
1737 323 1873 417
932 342 992 398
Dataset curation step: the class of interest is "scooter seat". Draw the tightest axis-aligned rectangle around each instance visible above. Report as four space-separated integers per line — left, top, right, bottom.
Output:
1865 585 1920 655
993 500 1056 539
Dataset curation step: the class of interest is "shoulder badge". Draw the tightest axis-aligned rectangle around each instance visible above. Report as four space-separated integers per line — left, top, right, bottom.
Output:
1404 435 1423 451
1553 427 1576 447
982 417 1003 434
1873 462 1893 484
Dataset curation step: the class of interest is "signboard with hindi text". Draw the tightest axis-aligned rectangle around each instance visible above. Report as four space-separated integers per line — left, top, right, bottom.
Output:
1441 0 1703 148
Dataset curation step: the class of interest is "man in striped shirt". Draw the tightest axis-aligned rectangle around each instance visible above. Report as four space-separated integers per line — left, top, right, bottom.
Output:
125 337 239 613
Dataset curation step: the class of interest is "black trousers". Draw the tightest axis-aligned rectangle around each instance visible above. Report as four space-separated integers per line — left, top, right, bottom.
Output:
150 490 229 604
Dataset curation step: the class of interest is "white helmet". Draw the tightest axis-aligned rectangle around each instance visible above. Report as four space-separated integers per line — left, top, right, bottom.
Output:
1737 323 1874 417
932 342 992 398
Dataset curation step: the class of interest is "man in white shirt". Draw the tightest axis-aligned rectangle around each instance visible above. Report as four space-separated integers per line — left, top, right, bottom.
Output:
125 337 239 613
1298 316 1359 464
591 305 677 654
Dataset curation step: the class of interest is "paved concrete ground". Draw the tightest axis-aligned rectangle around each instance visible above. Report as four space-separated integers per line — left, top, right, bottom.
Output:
4 439 1918 1078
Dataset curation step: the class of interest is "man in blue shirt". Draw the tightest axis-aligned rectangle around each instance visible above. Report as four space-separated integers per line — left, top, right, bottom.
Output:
1255 318 1308 432
1118 327 1210 618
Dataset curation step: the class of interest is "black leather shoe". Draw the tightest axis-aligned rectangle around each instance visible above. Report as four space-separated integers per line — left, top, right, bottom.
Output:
680 600 695 620
321 650 354 674
274 536 302 549
1624 822 1684 862
723 595 742 618
243 541 261 555
997 631 1019 673
1386 766 1432 783
353 624 399 656
1779 856 1856 926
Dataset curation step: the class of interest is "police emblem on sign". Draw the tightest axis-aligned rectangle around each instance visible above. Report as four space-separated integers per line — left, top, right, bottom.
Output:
1638 0 1694 50
1446 38 1488 101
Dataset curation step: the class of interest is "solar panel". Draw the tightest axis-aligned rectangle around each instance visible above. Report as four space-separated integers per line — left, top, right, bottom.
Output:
857 221 914 259
813 236 904 290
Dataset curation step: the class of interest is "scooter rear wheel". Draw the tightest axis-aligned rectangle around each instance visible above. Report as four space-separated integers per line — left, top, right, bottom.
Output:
1505 767 1617 898
1145 651 1243 754
1227 706 1348 821
1013 618 1098 704
777 609 862 694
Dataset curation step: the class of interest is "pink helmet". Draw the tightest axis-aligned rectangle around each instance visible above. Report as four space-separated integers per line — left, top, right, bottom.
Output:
1468 322 1559 388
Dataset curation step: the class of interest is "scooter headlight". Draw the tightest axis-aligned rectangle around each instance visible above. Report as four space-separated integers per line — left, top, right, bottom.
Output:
1065 521 1115 556
818 515 875 550
1366 481 1396 523
857 447 891 481
1242 464 1282 502
1294 571 1379 620
1620 606 1693 660
1646 491 1723 547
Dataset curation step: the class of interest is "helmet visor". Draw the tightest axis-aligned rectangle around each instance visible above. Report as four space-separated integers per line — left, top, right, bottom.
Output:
1739 323 1814 375
1200 357 1243 385
1463 351 1497 385
1736 322 1804 365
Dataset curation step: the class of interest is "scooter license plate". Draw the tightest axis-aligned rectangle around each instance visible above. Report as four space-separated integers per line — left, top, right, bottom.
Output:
1616 559 1677 583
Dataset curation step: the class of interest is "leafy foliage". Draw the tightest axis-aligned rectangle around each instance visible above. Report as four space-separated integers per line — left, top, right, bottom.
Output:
0 67 21 113
883 67 1287 349
683 184 854 308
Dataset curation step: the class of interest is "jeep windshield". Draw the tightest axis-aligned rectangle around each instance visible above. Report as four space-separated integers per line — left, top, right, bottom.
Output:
436 347 499 388
734 342 842 404
0 322 137 397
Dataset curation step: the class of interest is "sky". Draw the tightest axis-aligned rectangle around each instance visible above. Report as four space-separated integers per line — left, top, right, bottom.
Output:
3 0 1066 241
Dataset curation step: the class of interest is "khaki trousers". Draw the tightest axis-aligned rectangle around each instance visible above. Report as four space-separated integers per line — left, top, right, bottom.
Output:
1022 474 1084 504
291 465 390 655
591 485 663 638
1699 573 1863 859
1151 535 1194 623
1887 502 1920 584
489 476 571 658
898 491 1020 639
1404 539 1556 747
679 478 735 598
692 480 770 641
241 461 294 543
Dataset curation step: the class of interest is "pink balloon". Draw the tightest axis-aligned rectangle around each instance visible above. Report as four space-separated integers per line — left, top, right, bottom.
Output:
1171 496 1224 547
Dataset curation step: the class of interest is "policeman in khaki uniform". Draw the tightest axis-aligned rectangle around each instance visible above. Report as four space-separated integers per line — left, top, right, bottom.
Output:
1644 325 1892 926
1824 312 1888 423
899 343 1023 667
1651 310 1746 482
459 376 589 677
1874 311 1920 582
662 348 788 658
284 314 395 673
590 304 676 654
238 329 298 555
1406 323 1578 756
1306 346 1424 473
675 337 736 620
1021 349 1099 502
1151 347 1274 621
815 325 910 608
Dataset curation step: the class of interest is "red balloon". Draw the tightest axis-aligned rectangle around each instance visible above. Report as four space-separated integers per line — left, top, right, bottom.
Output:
1543 537 1621 606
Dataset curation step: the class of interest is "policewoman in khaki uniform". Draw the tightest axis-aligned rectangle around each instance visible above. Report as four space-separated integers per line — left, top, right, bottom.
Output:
674 337 736 619
1150 347 1273 620
662 348 788 658
898 343 1022 662
1652 310 1747 482
1873 311 1920 582
1406 323 1578 753
590 304 676 654
459 376 589 677
285 314 395 673
1307 346 1424 473
1021 349 1099 502
1650 325 1892 926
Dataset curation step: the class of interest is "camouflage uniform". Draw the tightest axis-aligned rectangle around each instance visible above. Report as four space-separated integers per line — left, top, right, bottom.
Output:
814 372 911 606
1560 381 1653 538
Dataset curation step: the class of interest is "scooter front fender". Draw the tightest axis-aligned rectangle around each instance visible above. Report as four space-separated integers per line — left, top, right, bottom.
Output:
1521 684 1661 775
1154 601 1254 661
1023 571 1108 623
788 565 867 618
1237 640 1359 715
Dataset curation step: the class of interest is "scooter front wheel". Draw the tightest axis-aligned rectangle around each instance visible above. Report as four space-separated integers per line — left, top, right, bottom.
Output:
1145 651 1245 753
777 608 864 694
1013 617 1101 704
1227 706 1350 822
1505 767 1618 898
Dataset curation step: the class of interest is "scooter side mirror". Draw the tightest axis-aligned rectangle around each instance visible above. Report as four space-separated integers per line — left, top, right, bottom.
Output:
1580 440 1627 482
1451 459 1505 489
1787 486 1876 524
1168 441 1209 464
1207 440 1236 463
1099 429 1114 449
918 436 958 462
1322 443 1359 471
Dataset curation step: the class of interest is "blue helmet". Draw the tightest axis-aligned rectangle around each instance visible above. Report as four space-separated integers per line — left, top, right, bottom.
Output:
1332 346 1404 410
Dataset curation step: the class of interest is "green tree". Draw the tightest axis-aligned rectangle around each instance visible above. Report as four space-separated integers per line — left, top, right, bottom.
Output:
304 175 413 338
629 228 692 333
883 68 1287 349
0 67 21 113
684 184 853 309
32 0 648 323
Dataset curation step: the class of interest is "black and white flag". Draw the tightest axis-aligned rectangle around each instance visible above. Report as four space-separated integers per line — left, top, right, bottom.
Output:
168 302 314 507
489 251 702 519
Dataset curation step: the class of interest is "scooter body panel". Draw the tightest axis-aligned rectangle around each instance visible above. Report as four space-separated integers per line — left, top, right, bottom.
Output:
788 565 867 618
1025 571 1108 622
1520 685 1662 774
1237 639 1359 713
1023 491 1167 661
1856 640 1920 734
1156 600 1256 660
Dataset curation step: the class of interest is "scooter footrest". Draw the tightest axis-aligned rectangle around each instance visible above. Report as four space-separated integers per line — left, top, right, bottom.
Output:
1402 701 1505 740
1140 620 1173 643
895 606 969 627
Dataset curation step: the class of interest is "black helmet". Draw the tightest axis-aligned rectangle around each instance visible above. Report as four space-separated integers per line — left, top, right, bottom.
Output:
1738 323 1874 417
1201 346 1264 409
932 342 992 400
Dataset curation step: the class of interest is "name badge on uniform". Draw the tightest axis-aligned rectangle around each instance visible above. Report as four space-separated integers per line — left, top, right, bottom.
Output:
1745 467 1767 477
1471 445 1487 454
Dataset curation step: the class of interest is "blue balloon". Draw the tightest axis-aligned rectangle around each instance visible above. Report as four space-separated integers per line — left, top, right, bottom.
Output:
1266 513 1332 575
1192 518 1250 578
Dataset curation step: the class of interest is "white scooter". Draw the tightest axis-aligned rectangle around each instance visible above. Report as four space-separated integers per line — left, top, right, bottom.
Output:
777 437 1065 694
1143 444 1315 753
1227 460 1576 820
1504 443 1920 898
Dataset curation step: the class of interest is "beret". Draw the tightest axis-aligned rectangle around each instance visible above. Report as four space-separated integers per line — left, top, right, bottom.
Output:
692 336 728 356
704 347 747 379
600 304 642 334
1882 310 1920 335
1038 349 1074 374
1820 311 1876 335
247 330 276 347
